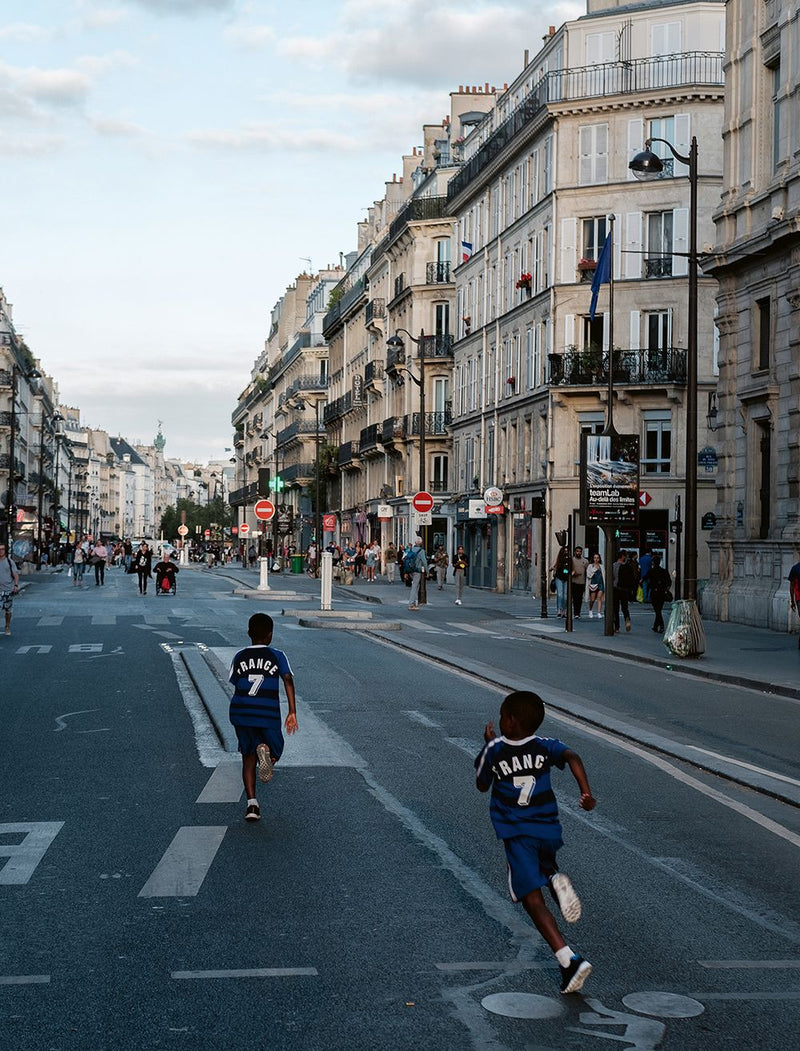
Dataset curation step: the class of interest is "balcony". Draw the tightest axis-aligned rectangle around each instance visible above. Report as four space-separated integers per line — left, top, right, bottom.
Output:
645 257 673 278
365 360 384 389
365 298 385 326
393 274 406 300
276 420 325 447
548 348 687 387
426 261 452 284
447 52 723 202
421 333 455 359
323 391 353 425
429 478 450 493
381 416 404 447
359 422 383 457
281 462 315 485
285 373 330 398
406 410 452 437
229 482 258 507
337 441 361 470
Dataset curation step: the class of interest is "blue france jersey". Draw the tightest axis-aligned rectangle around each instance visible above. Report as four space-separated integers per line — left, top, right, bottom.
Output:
228 645 292 728
475 734 569 840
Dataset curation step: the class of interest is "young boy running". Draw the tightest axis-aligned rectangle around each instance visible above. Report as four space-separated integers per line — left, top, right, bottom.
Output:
229 612 298 822
475 690 596 994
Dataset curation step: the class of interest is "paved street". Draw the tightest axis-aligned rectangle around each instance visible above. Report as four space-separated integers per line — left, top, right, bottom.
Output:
1 563 799 1050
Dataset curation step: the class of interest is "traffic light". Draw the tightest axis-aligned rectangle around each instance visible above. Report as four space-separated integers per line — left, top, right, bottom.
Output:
273 474 285 493
258 468 271 497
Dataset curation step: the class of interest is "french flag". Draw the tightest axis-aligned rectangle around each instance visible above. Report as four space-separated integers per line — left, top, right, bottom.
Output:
461 240 473 263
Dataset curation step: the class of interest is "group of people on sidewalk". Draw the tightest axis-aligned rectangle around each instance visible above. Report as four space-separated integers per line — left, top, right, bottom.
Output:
551 543 673 634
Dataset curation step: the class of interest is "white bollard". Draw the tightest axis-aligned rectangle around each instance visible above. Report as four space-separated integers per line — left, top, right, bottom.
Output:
180 546 188 565
258 556 270 591
320 550 333 611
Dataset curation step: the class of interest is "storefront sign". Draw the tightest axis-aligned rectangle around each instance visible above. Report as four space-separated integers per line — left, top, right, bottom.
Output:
377 504 393 520
468 500 487 519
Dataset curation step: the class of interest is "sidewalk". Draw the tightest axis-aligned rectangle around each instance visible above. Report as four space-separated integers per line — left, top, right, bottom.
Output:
205 563 800 701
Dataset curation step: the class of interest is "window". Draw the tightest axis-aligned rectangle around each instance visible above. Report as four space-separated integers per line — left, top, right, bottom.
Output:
647 117 676 176
646 212 673 278
435 302 450 337
487 426 495 481
756 420 771 539
645 310 671 369
642 413 672 474
756 297 771 371
581 216 608 262
580 313 605 352
465 436 475 488
770 59 782 170
431 454 449 493
578 124 608 185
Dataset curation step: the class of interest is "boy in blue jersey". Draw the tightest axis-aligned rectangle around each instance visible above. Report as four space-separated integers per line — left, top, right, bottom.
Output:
229 613 297 822
475 690 596 994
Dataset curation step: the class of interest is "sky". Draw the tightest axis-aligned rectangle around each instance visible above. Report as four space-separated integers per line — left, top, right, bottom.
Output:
0 0 582 461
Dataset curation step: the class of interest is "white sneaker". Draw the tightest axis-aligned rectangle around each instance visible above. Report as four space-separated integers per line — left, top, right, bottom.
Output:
550 872 582 923
455 599 462 605
256 743 274 784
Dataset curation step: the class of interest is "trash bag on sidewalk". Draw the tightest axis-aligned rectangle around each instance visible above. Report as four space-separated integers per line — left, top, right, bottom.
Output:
663 599 706 658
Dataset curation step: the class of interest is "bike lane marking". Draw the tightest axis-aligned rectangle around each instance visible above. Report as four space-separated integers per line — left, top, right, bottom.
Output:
138 826 227 897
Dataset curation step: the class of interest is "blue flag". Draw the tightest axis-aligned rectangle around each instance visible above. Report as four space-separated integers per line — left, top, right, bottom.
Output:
589 233 612 320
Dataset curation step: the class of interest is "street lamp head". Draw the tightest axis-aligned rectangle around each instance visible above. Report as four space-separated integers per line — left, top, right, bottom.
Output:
629 143 664 180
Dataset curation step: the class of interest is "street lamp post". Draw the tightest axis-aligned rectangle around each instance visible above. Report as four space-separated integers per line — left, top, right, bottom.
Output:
630 135 705 656
292 398 323 574
387 329 428 606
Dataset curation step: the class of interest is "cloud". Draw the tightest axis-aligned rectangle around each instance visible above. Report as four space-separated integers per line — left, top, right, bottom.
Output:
128 0 235 13
186 123 362 153
6 63 93 107
279 0 584 88
0 23 51 43
89 116 148 137
0 130 67 156
223 24 276 49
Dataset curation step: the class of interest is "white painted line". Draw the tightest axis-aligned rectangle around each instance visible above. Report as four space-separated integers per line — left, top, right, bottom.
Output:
196 762 243 803
0 823 64 885
686 746 800 788
405 711 443 729
54 710 99 732
445 622 496 634
446 737 477 756
436 961 547 972
15 645 52 654
37 617 63 627
138 826 227 897
143 615 170 626
698 960 800 969
68 643 102 653
0 975 51 985
171 968 318 980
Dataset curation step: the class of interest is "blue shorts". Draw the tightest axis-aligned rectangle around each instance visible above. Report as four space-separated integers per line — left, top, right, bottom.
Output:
234 724 284 760
503 835 563 902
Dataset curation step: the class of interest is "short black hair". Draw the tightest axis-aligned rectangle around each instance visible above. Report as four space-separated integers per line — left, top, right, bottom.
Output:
248 612 274 640
501 690 545 734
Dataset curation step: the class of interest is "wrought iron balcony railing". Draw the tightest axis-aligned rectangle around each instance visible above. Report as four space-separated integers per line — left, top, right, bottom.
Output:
548 348 687 386
365 298 385 325
645 257 674 278
359 423 382 452
426 261 452 284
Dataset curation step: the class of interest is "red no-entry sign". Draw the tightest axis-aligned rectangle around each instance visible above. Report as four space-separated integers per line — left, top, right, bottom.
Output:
254 498 276 521
412 491 434 513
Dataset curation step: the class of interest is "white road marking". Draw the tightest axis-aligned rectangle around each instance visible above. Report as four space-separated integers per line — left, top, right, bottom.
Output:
15 645 52 654
171 968 318 980
0 823 64 885
68 643 102 653
686 746 800 788
0 975 51 985
436 961 547 972
54 710 99 732
138 826 227 898
446 622 497 634
196 762 243 803
37 617 63 627
404 711 443 729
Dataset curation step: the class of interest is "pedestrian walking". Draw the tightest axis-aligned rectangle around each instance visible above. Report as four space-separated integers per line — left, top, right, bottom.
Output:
0 543 20 636
475 690 596 994
551 542 570 618
133 541 152 594
570 546 589 619
648 553 672 633
92 539 108 586
612 550 636 632
385 542 397 583
433 544 449 590
406 535 427 610
71 542 86 588
586 554 604 618
228 612 297 822
453 545 469 605
638 548 653 603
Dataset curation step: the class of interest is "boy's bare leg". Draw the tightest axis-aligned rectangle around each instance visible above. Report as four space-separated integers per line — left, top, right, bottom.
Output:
242 753 257 799
519 888 566 952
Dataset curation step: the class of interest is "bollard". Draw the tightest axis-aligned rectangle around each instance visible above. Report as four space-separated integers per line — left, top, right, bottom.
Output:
320 551 332 611
258 557 270 592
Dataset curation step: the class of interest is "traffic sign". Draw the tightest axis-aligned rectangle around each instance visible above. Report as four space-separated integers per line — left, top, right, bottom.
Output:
239 523 250 535
204 529 210 538
177 525 189 536
254 498 276 521
412 490 434 513
639 490 652 507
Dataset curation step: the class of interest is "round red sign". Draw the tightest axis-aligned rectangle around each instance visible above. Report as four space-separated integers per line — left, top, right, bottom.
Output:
239 523 250 535
254 498 276 521
412 491 434 513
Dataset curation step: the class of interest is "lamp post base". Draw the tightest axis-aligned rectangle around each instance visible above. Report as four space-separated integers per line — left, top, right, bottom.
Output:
663 599 706 658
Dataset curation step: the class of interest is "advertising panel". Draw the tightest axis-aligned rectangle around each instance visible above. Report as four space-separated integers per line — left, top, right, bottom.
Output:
581 432 640 524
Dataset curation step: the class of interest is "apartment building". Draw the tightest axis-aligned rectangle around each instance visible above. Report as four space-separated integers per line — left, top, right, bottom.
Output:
703 0 800 631
448 0 725 593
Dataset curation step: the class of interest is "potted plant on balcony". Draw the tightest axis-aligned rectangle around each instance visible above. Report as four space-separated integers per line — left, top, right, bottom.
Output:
515 272 532 291
577 257 597 271
506 375 516 391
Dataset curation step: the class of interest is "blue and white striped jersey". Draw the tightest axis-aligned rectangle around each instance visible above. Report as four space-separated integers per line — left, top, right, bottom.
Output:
475 734 569 840
228 645 292 728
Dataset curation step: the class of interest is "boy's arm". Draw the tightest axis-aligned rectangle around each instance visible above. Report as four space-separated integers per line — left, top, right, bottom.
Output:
282 672 298 733
563 748 596 810
475 723 496 792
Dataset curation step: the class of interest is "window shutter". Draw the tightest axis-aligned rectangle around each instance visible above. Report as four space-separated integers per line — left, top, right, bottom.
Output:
625 212 642 279
674 114 691 177
627 119 644 180
579 127 593 185
673 207 689 276
596 124 609 184
613 212 622 276
629 310 641 351
564 313 575 348
560 217 577 283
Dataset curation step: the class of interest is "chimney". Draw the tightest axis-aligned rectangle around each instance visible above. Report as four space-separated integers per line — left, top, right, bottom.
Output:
524 49 529 66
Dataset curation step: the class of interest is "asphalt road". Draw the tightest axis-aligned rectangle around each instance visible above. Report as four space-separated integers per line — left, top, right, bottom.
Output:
1 565 799 1050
